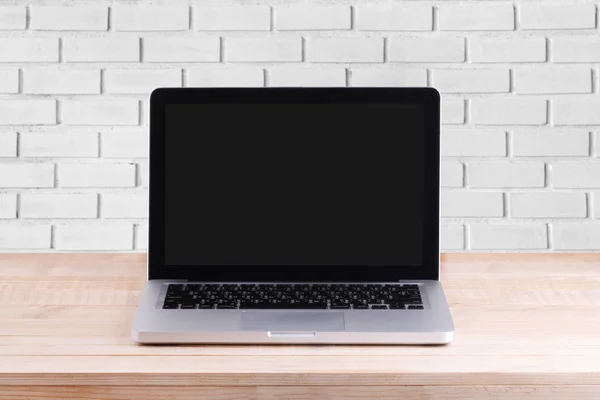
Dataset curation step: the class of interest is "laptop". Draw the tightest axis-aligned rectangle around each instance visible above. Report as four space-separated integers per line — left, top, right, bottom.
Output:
131 87 454 344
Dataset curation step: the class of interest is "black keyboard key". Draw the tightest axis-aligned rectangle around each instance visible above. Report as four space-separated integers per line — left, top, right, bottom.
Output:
352 304 369 309
239 302 327 309
180 304 196 309
407 305 424 310
198 304 214 309
163 303 178 309
389 303 405 309
370 305 388 309
217 304 236 309
331 304 350 309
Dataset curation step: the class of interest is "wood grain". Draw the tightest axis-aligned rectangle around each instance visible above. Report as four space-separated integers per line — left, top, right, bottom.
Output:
0 253 599 399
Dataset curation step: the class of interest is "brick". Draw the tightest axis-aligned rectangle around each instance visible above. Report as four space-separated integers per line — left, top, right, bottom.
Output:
0 69 18 93
139 160 149 188
441 98 465 125
0 194 17 218
513 131 589 157
136 224 148 250
0 164 54 188
145 38 220 62
23 68 100 94
515 67 591 94
102 193 148 218
308 38 383 63
113 6 189 31
471 98 547 125
553 37 600 62
389 38 465 62
442 129 506 157
511 192 586 218
356 4 432 31
31 6 107 31
469 162 545 188
196 6 270 31
350 68 426 87
520 4 596 30
441 191 503 217
105 69 182 94
55 225 133 251
432 69 509 93
440 225 464 250
188 68 264 87
554 99 600 125
553 224 600 250
275 6 350 30
0 131 17 157
470 224 547 250
228 37 302 63
103 133 148 158
0 226 51 249
58 163 136 188
0 6 26 29
438 4 514 31
594 193 600 219
552 163 600 188
470 38 546 63
0 100 56 125
21 193 97 219
441 161 463 188
62 100 139 126
0 38 58 62
21 132 98 158
269 68 346 87
63 38 139 62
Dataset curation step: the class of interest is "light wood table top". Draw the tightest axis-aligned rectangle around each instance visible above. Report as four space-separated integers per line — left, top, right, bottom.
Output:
1 253 600 399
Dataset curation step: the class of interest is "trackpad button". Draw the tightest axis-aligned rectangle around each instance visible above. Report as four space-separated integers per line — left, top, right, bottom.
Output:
241 312 345 331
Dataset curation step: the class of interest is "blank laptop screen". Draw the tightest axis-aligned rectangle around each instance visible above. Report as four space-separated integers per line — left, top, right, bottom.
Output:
164 104 424 267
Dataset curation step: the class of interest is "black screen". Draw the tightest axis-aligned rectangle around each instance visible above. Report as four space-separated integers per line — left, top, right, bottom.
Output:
165 104 424 267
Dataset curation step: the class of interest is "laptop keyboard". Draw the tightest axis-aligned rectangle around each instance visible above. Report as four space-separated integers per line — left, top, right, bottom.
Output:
162 283 423 310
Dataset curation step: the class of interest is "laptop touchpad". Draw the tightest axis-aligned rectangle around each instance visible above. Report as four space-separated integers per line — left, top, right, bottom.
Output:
241 312 345 332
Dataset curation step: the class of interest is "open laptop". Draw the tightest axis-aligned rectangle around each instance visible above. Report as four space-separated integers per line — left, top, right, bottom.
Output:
132 87 454 344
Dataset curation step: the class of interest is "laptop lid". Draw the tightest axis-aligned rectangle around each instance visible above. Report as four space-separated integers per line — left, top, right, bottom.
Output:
148 88 440 282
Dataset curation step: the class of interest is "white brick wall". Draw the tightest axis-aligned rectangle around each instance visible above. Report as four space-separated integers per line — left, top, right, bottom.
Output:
307 38 384 63
227 37 301 62
31 6 108 31
389 38 465 62
1 1 599 253
0 69 18 93
113 6 189 31
355 5 432 32
21 132 98 158
438 4 515 31
196 7 270 31
21 193 98 219
55 225 133 251
470 224 547 250
63 38 139 63
469 38 546 63
0 6 26 30
0 132 17 157
105 69 182 94
23 68 100 95
432 69 509 93
275 6 351 31
520 4 596 30
0 194 17 219
511 193 587 218
269 68 346 87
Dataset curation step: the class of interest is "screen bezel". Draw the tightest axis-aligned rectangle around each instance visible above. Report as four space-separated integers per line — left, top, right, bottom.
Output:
148 88 440 282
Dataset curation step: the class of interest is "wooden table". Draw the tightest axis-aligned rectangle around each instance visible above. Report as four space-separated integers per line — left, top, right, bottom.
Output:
1 254 599 399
